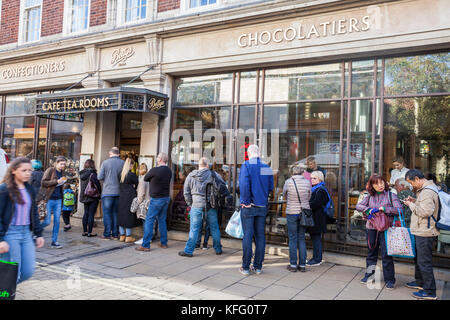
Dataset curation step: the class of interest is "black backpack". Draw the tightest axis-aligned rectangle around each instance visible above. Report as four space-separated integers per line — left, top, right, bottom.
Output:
205 170 233 210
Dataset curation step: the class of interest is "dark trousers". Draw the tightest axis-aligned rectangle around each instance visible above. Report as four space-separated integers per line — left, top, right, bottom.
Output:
241 206 267 270
366 229 395 283
83 200 99 234
62 210 71 226
414 235 436 295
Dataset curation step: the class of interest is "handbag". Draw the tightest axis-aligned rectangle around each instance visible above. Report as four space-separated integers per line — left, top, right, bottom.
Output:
130 197 139 213
37 200 47 221
367 192 394 249
225 209 244 239
84 174 100 198
385 209 416 258
292 179 314 227
0 260 19 300
136 199 150 220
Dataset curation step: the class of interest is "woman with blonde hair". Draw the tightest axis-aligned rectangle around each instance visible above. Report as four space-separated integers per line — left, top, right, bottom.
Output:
117 157 141 243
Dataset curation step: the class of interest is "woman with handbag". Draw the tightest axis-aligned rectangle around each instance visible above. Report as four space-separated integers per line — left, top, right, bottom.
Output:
80 159 102 237
356 174 403 289
117 158 141 243
307 171 330 267
0 157 45 284
282 164 312 273
133 163 151 245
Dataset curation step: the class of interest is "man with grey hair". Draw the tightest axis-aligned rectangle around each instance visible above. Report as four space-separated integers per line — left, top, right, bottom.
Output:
394 177 416 227
178 157 224 257
238 144 274 275
98 147 124 240
136 152 172 252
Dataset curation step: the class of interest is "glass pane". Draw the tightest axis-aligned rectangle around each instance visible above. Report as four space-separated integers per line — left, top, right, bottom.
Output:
264 63 342 101
239 71 257 103
376 59 382 96
237 105 255 164
48 120 82 180
351 60 374 97
262 102 341 236
175 74 233 106
36 117 47 164
170 107 232 223
348 100 373 243
2 117 35 160
385 53 450 95
4 94 36 116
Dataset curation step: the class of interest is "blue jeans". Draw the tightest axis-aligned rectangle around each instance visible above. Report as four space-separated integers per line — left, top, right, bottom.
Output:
184 207 222 255
142 197 170 248
102 196 119 238
119 226 132 237
310 233 323 263
0 225 36 284
287 214 307 267
41 199 62 244
196 219 210 247
241 206 267 270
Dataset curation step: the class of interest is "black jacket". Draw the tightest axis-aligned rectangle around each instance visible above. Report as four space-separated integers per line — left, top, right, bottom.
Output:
0 183 43 242
79 169 102 204
307 186 329 234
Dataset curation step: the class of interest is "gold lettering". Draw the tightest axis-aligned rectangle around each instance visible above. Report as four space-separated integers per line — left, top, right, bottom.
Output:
105 97 110 107
91 98 98 108
42 102 48 111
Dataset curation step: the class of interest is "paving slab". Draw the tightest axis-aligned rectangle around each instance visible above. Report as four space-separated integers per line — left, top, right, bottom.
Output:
299 278 348 300
253 284 301 300
222 282 265 298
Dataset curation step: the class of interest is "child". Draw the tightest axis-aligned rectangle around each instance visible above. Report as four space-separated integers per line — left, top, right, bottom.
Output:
62 183 75 232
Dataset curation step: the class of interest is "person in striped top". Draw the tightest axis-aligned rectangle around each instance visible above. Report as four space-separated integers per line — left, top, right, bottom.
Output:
356 174 402 290
0 157 44 285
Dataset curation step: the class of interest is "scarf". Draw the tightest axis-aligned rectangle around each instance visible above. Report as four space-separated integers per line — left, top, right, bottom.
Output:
312 181 325 193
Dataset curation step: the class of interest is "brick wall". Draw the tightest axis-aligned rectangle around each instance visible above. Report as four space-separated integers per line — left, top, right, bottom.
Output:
158 0 180 13
41 0 64 37
90 0 107 27
0 0 20 45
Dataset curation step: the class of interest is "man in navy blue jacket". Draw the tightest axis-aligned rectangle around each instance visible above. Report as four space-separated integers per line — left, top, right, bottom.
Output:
238 144 274 275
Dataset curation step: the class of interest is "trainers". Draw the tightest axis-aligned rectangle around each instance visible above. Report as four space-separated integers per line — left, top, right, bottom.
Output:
251 266 262 275
100 236 112 240
306 259 323 267
178 251 193 257
287 265 298 272
412 290 437 300
239 267 250 275
51 242 63 249
202 245 209 250
360 273 375 284
298 266 306 272
386 281 395 290
406 281 423 290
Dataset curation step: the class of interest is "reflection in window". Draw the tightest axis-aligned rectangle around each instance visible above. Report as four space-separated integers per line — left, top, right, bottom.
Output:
175 74 233 106
2 117 35 160
23 0 42 42
5 94 36 116
264 64 342 101
385 53 450 96
70 0 90 33
351 60 374 97
125 0 146 22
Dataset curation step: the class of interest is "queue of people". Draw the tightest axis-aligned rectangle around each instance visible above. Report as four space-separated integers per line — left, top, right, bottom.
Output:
0 146 445 301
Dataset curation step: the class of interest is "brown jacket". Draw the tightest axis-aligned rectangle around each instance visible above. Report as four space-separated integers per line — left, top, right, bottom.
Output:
38 167 66 202
409 180 440 237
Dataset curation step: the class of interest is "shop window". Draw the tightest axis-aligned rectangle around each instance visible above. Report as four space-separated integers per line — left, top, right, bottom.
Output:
2 117 35 160
36 117 48 165
239 71 258 103
4 94 36 116
264 63 342 102
351 60 374 98
385 52 450 96
64 0 90 34
21 0 42 43
175 74 233 106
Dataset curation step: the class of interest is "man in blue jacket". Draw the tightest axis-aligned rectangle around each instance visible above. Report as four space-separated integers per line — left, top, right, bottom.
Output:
238 144 274 275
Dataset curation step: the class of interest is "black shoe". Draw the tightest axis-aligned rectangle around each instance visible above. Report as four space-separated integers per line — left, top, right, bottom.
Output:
178 251 193 257
287 265 298 272
297 266 306 272
82 232 88 236
87 233 97 237
215 251 222 255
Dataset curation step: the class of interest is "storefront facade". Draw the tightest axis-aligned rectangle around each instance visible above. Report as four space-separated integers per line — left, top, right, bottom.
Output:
0 0 449 266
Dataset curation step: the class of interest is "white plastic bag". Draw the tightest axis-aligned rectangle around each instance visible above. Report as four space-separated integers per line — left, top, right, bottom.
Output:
225 210 244 239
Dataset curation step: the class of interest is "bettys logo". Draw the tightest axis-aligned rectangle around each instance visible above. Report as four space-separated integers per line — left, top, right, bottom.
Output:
148 97 165 112
111 47 135 67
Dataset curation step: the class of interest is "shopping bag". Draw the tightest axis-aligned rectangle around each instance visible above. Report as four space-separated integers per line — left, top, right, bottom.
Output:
384 209 415 258
225 210 244 239
0 260 19 300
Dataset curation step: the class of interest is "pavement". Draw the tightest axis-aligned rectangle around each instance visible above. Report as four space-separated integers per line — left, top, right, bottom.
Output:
15 224 449 300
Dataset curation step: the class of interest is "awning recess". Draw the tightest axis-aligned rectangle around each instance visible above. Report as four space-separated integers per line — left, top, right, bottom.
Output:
35 86 168 121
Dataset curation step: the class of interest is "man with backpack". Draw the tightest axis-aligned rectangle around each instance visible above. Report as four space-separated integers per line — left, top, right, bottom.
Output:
404 169 440 300
179 157 227 257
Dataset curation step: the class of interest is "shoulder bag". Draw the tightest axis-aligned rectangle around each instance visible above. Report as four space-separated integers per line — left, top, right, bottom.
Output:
292 178 314 227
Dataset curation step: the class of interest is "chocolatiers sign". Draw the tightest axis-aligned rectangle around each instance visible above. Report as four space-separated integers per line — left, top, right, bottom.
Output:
35 87 168 121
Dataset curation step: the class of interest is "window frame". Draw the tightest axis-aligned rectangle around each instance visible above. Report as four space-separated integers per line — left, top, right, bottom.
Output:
180 0 221 14
63 0 91 36
117 0 150 26
18 0 43 44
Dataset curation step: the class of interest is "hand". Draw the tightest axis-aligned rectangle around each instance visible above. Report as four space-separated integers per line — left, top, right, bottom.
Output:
241 204 251 208
0 241 10 254
35 237 45 249
403 200 413 207
405 196 416 203
57 177 67 184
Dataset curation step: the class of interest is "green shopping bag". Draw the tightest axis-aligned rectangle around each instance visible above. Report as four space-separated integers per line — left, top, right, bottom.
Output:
0 260 19 300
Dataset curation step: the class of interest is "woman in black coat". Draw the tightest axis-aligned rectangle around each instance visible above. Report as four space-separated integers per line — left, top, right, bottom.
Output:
118 157 141 243
307 171 329 266
79 159 102 237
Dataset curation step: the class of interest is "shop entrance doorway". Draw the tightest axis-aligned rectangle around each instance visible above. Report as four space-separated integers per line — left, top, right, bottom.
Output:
117 112 142 161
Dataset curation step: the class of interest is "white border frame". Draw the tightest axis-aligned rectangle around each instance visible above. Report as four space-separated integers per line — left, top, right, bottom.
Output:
18 0 43 45
63 0 91 36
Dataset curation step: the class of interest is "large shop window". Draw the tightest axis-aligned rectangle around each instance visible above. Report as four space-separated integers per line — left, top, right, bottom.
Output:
2 117 35 160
